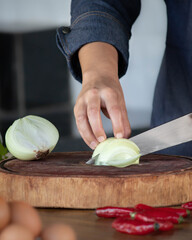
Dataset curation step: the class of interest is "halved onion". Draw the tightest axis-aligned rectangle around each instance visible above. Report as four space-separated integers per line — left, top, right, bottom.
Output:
92 137 141 168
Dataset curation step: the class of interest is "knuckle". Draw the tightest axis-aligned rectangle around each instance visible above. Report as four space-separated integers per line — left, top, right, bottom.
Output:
75 113 87 124
103 87 118 99
87 106 99 116
86 88 99 98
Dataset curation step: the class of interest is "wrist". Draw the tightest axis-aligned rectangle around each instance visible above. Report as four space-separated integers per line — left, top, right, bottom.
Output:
78 42 118 83
82 69 119 85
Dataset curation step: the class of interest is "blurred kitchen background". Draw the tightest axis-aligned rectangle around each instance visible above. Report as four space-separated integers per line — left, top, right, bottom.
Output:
0 0 167 152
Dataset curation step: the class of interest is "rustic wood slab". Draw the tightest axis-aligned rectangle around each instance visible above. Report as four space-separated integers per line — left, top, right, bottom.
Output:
0 152 192 208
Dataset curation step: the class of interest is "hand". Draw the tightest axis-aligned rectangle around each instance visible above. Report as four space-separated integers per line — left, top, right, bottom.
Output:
74 73 131 149
74 42 131 149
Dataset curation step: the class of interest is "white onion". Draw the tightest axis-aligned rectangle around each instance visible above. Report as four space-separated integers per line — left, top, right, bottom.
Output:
93 137 141 168
5 115 59 160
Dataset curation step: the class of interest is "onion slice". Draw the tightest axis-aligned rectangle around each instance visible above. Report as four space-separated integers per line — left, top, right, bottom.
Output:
92 138 141 168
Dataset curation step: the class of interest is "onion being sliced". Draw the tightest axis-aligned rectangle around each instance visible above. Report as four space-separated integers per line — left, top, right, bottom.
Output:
92 137 141 168
92 137 115 158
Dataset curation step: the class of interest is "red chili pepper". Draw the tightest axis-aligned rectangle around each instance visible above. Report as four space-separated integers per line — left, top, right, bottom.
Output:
112 217 173 235
159 208 190 217
157 221 174 231
96 206 135 218
130 209 184 224
182 201 192 210
135 203 190 217
135 203 153 210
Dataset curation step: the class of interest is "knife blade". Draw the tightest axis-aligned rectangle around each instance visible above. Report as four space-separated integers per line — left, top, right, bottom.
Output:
130 113 192 156
86 113 192 164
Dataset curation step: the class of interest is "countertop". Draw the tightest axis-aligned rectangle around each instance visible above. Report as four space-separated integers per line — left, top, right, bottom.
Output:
38 208 192 240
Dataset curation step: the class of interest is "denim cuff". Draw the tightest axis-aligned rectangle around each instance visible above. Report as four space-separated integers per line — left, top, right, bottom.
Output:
56 12 130 82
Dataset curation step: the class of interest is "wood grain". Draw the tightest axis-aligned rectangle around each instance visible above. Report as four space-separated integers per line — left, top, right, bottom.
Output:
38 208 192 240
0 152 192 208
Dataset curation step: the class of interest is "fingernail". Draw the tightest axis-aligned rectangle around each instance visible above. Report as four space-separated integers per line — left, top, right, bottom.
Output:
90 141 97 149
116 132 123 139
98 136 105 142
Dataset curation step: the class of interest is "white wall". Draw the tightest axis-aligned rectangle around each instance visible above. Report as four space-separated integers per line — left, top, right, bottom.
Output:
0 0 71 32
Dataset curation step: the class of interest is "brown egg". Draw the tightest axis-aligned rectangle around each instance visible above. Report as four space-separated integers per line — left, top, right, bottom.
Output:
41 223 76 240
0 224 34 240
9 201 42 237
0 197 10 231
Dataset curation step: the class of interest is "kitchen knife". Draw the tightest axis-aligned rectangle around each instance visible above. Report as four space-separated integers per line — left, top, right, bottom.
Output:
86 113 192 164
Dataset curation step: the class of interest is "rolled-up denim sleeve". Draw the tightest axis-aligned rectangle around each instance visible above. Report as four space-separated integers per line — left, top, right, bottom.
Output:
56 0 141 82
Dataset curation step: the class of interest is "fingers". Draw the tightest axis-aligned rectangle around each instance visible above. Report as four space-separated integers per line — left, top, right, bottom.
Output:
74 83 131 149
74 89 106 150
102 87 131 139
74 103 97 149
87 89 106 141
121 105 131 138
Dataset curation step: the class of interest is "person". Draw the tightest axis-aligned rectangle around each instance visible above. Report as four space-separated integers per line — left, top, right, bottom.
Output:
56 0 192 156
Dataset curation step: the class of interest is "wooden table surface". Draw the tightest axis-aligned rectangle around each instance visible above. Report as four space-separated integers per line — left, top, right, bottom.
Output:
38 208 192 240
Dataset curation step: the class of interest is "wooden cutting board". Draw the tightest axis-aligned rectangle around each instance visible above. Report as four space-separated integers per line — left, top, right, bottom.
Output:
0 152 192 209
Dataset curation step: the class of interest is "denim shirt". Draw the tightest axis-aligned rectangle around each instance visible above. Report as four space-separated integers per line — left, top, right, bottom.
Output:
57 0 192 156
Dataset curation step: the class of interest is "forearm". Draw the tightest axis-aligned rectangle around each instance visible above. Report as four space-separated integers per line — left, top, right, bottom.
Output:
78 42 119 84
57 0 141 82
